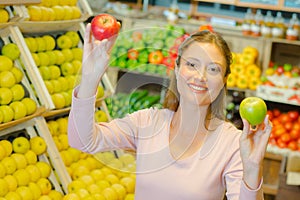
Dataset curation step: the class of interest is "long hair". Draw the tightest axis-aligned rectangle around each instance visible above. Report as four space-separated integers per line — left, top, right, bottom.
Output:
163 30 232 122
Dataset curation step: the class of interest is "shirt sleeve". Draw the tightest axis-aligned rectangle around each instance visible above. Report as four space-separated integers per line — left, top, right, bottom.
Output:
223 131 264 200
68 87 141 154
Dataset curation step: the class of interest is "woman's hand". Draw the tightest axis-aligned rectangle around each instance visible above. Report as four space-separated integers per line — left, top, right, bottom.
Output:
239 115 272 189
77 23 117 98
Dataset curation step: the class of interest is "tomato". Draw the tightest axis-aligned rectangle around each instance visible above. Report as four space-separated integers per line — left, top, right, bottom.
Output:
287 141 298 151
162 56 176 69
168 45 179 58
290 129 300 140
287 110 299 121
127 49 139 60
280 133 291 143
148 50 163 64
273 109 281 117
279 113 291 123
273 127 285 138
284 122 293 132
293 123 300 131
267 110 274 121
276 138 287 149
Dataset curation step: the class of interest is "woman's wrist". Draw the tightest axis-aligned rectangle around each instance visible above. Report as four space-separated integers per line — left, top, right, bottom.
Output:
77 76 99 98
243 161 263 190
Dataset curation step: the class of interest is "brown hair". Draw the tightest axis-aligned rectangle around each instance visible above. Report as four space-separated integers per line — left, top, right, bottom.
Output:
163 30 232 121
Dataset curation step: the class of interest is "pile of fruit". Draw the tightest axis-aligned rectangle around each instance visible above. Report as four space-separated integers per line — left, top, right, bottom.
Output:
26 0 82 21
227 46 262 90
268 109 300 151
109 24 188 76
105 90 162 119
0 42 37 124
0 6 10 23
46 116 136 199
0 135 64 199
24 31 85 109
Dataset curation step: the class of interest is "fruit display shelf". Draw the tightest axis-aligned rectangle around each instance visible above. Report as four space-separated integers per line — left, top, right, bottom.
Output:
0 25 47 130
15 0 93 34
0 116 68 197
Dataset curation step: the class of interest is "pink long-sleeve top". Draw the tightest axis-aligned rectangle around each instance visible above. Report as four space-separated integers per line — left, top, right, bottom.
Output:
68 88 263 200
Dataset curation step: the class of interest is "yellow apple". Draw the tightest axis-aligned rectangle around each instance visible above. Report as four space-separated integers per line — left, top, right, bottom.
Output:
0 162 6 178
71 47 83 61
48 190 64 200
105 174 119 185
27 5 42 21
44 80 54 94
51 93 65 109
24 150 38 165
61 48 74 62
58 133 69 150
52 136 63 151
37 52 50 66
0 8 9 23
12 136 30 154
50 79 62 93
11 153 28 169
0 105 14 123
0 71 16 88
40 6 50 21
52 5 65 21
39 195 52 200
119 153 135 166
62 5 73 20
0 178 9 197
31 52 40 66
1 43 20 61
16 186 34 200
25 164 41 182
61 91 72 107
90 169 104 181
4 174 18 192
10 101 27 120
68 180 86 193
36 161 51 178
25 37 38 53
57 76 69 91
45 51 57 65
56 117 68 134
61 61 75 76
56 35 73 49
102 187 118 200
94 110 108 122
53 50 65 65
71 6 81 19
30 136 47 155
76 188 90 199
0 55 13 71
63 193 80 200
60 150 73 166
65 75 77 89
125 193 135 200
47 7 56 21
10 66 24 83
13 168 31 186
47 120 60 136
28 182 42 200
0 109 3 123
0 87 13 105
1 156 17 174
120 177 135 193
49 65 61 79
87 183 101 194
0 140 12 157
71 60 82 74
71 165 89 180
37 178 52 195
5 191 22 200
21 97 37 115
65 31 80 47
36 37 48 52
111 183 127 200
10 84 25 101
79 174 95 186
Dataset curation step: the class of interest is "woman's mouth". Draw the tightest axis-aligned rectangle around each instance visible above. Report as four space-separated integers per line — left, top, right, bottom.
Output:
188 84 208 91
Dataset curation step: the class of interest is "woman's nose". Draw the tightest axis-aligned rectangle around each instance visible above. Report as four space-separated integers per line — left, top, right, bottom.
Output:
194 67 207 81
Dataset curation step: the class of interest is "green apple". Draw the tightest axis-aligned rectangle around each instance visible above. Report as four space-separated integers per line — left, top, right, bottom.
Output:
37 52 50 66
0 87 13 105
25 37 38 53
61 91 71 106
10 84 25 101
53 50 65 65
42 35 56 51
21 97 37 115
61 48 74 62
0 71 16 88
0 55 13 71
65 31 80 47
71 47 83 61
239 97 267 126
48 65 61 79
1 43 20 60
57 76 69 91
12 136 30 154
10 66 24 83
56 35 72 49
65 75 77 89
38 66 51 80
60 61 75 76
0 105 14 123
71 60 82 74
36 37 47 52
45 51 57 65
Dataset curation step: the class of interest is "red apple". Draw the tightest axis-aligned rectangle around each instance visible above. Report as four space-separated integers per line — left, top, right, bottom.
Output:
91 13 121 41
239 97 267 126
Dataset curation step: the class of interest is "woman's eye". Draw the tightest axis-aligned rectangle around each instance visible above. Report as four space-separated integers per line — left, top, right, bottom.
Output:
186 61 195 67
207 64 221 74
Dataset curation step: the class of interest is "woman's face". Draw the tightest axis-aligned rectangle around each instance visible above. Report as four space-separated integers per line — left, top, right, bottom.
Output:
176 42 227 106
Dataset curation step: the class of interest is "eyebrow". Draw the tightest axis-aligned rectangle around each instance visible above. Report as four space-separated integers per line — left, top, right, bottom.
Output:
183 57 224 68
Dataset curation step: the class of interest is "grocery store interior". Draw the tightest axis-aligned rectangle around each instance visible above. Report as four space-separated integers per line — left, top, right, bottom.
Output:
0 0 300 199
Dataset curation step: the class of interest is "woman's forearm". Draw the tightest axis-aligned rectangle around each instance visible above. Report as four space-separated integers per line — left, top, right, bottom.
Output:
243 161 263 190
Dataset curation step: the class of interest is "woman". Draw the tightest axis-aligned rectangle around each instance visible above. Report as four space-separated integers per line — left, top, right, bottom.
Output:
68 23 272 200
